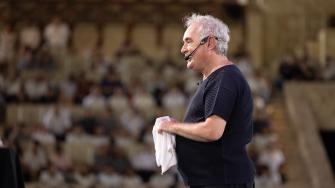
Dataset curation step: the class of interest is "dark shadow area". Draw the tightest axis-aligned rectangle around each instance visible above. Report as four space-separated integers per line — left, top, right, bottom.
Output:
320 130 335 177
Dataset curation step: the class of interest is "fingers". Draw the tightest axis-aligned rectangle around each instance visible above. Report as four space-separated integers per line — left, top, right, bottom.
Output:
157 118 177 134
170 118 177 123
158 121 170 134
158 127 163 134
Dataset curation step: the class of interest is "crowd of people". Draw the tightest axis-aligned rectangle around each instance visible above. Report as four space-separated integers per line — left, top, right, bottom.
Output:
0 17 288 188
275 47 335 92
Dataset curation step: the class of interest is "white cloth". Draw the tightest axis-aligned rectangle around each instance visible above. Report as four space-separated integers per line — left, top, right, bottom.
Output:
152 116 177 174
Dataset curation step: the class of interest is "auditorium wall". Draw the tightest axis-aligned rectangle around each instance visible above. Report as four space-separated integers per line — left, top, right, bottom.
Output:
246 0 335 72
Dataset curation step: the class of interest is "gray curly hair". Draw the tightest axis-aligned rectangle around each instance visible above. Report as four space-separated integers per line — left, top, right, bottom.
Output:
183 13 230 56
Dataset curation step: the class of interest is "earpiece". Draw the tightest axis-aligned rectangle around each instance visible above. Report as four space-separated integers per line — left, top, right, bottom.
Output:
199 36 209 45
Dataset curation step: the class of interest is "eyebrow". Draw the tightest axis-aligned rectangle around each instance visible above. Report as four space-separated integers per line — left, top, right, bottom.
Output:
183 37 192 42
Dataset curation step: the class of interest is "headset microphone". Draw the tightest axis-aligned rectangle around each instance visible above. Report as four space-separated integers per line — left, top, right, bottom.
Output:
184 37 209 61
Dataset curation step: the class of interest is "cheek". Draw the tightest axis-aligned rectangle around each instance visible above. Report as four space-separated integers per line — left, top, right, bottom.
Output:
196 50 206 60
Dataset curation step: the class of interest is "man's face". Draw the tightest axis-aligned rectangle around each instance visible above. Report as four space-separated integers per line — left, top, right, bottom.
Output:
181 23 205 70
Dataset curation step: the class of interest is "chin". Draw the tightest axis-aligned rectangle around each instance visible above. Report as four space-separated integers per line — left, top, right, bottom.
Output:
187 60 194 69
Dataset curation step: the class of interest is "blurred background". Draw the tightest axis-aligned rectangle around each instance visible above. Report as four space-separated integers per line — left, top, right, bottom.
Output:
0 0 334 188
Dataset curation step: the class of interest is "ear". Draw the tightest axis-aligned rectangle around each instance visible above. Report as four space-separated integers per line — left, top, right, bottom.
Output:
207 37 216 51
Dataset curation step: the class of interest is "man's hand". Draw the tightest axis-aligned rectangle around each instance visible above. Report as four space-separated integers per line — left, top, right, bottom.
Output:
158 119 177 134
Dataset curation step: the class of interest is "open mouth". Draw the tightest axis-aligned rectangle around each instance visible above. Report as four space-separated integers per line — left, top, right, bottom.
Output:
184 54 192 61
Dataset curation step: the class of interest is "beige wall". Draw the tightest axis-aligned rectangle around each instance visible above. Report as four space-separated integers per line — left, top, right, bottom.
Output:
246 0 335 71
326 28 335 58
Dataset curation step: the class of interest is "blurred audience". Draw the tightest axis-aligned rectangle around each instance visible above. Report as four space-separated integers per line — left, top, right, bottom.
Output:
4 21 329 188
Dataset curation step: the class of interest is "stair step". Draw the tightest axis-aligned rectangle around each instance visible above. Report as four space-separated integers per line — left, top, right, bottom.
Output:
268 97 311 187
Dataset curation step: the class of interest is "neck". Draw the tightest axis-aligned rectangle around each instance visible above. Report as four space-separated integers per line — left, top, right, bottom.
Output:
202 55 232 80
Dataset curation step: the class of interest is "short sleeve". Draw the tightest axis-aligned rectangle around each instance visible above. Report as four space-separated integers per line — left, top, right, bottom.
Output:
204 75 237 122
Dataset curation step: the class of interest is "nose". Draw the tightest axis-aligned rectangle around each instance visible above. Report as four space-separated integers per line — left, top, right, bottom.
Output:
181 43 187 55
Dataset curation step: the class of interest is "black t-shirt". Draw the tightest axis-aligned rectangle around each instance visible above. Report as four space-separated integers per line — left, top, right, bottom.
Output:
176 64 255 186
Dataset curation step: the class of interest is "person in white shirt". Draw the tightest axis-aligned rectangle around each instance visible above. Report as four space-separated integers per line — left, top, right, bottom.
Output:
150 172 176 188
132 87 156 117
107 87 130 115
162 86 187 119
120 107 145 138
22 140 47 180
252 127 278 153
122 168 144 188
255 165 275 187
0 24 16 63
130 144 156 183
248 71 271 102
44 16 70 57
42 103 71 141
24 76 50 102
235 54 254 79
39 164 65 188
97 166 123 188
4 71 24 102
82 86 106 111
20 21 41 50
258 143 285 185
162 86 187 109
73 164 96 188
59 74 77 102
50 144 73 172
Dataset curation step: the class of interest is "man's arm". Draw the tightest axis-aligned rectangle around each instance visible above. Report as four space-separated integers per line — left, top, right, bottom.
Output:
158 115 226 142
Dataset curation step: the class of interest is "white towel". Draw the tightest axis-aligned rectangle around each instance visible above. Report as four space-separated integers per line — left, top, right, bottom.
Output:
152 116 177 174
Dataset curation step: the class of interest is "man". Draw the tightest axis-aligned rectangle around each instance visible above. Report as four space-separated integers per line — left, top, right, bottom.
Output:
44 16 70 58
158 14 255 188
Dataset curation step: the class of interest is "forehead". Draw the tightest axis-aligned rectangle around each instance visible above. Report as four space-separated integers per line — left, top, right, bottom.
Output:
183 23 202 41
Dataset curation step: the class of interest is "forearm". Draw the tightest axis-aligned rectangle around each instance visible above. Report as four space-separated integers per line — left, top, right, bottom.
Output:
159 115 226 142
169 121 218 142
